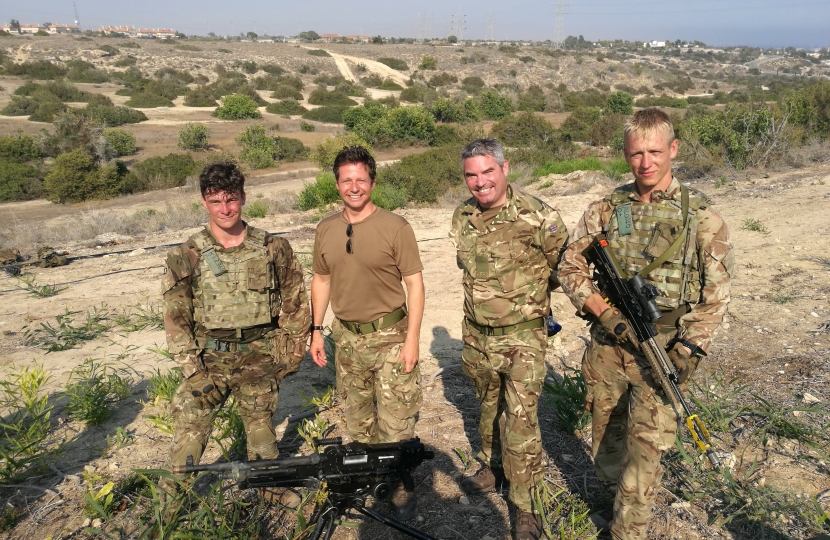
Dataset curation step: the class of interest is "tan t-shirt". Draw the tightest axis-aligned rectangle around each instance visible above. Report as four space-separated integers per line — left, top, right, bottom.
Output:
313 207 423 323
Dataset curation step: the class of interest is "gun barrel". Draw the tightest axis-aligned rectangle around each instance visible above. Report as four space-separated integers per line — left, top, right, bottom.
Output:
172 453 321 474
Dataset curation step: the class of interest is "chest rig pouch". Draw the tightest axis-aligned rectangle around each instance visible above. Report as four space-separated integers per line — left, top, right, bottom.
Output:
190 227 276 331
605 184 706 310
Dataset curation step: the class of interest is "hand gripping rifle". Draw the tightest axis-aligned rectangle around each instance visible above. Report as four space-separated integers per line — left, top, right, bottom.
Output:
173 437 438 540
583 234 721 469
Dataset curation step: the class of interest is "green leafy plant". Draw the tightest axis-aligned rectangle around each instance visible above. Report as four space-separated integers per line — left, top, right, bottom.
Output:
454 448 472 471
14 274 66 298
103 128 137 156
82 467 116 519
0 364 53 481
297 414 333 451
146 367 182 405
300 120 316 132
377 57 409 71
543 368 592 432
104 426 135 455
212 398 247 460
741 218 770 234
297 172 340 210
64 358 135 426
534 480 599 539
144 413 174 435
213 94 262 120
309 133 373 170
114 297 164 332
25 305 111 351
243 200 268 218
688 372 749 433
300 386 336 410
177 122 210 151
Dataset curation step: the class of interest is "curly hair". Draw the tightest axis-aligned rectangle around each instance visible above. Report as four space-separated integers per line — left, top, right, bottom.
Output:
333 145 376 181
199 162 245 197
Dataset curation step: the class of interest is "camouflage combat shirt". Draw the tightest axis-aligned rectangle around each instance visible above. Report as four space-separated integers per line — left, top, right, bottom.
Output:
162 223 311 378
559 178 733 353
450 185 569 328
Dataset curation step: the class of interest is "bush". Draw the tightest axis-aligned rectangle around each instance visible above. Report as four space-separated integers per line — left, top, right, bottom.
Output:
270 85 303 100
371 182 408 210
124 93 175 108
377 57 409 71
103 129 137 156
83 104 148 126
273 136 310 162
588 113 626 147
477 91 512 120
213 94 262 120
605 91 633 115
123 153 198 193
0 96 39 117
237 124 277 169
265 100 307 115
560 106 602 142
429 72 458 87
562 89 607 111
378 144 462 203
461 76 485 94
66 60 109 83
307 49 330 57
239 60 258 73
635 94 687 108
430 124 462 146
491 112 557 147
261 64 285 76
0 161 45 202
310 134 374 170
87 94 114 107
184 87 218 107
300 121 316 132
297 172 340 210
45 149 125 203
0 133 40 162
178 123 211 151
29 102 70 122
301 105 348 123
308 89 358 107
3 60 67 80
418 56 437 70
377 106 435 145
517 85 547 112
400 86 426 103
361 74 384 88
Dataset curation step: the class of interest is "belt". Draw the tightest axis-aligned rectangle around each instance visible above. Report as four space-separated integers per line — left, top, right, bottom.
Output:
203 337 269 353
339 307 407 335
466 316 545 336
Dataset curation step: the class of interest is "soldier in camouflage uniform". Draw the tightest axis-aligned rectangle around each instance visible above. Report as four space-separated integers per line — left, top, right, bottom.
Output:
558 109 733 540
450 138 569 540
309 146 425 521
160 162 311 506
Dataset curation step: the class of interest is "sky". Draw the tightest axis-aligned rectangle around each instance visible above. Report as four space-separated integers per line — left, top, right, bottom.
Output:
4 0 830 49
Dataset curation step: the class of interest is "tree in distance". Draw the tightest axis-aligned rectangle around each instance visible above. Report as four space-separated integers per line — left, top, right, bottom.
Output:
605 91 634 115
213 94 261 120
178 123 210 151
299 31 320 41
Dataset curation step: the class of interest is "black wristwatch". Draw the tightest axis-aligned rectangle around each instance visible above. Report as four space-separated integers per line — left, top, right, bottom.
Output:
311 325 324 332
679 339 703 357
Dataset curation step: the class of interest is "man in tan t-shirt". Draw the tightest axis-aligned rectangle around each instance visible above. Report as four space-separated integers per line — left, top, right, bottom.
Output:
309 145 425 521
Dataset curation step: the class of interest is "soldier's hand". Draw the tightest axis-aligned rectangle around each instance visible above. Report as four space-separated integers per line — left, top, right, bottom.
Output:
598 308 632 344
668 342 699 386
310 332 328 368
188 371 229 409
398 340 419 374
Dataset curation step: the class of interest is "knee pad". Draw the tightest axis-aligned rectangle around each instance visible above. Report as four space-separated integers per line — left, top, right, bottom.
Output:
169 441 204 468
247 426 277 460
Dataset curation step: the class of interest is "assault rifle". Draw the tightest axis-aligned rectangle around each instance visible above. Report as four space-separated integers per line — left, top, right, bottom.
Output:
583 234 721 469
173 437 437 540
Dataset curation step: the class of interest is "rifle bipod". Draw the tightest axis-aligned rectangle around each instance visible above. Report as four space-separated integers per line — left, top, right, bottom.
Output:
306 489 437 540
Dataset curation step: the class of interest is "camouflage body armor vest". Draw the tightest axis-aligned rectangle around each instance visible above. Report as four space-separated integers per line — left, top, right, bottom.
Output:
189 227 277 331
604 184 708 311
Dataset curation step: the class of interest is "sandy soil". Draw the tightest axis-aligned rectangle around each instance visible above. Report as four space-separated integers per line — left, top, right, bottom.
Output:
0 159 828 539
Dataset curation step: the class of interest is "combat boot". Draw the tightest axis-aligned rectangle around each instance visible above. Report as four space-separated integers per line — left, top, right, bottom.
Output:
512 509 542 540
460 465 506 495
390 483 418 521
259 487 302 509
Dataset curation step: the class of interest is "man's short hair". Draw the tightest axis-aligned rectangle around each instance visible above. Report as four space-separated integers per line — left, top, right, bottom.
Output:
200 162 245 197
333 146 376 181
460 138 505 169
624 108 675 142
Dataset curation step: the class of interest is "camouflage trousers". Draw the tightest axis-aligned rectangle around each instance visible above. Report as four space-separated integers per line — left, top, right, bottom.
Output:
461 319 547 512
332 317 422 444
582 326 678 540
163 343 282 479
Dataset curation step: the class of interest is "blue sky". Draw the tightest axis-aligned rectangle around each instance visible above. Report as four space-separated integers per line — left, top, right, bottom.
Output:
5 0 830 48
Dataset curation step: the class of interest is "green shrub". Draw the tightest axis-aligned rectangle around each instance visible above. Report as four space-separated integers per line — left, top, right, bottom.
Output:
183 87 218 107
302 105 348 123
491 112 557 147
560 106 602 142
297 172 340 210
400 86 426 103
66 60 109 83
239 60 258 73
377 144 463 203
243 200 268 218
300 121 316 132
377 79 404 91
376 106 435 146
562 89 607 111
605 91 633 115
0 133 40 162
430 124 462 146
461 76 485 94
114 56 137 67
418 56 437 70
237 124 277 169
124 93 175 108
270 85 303 100
377 57 409 71
252 75 283 91
0 161 45 202
103 129 137 156
307 49 330 57
371 182 408 210
361 74 384 88
98 44 119 56
178 123 210 151
273 136 310 162
431 98 467 123
3 60 67 80
533 156 604 176
428 72 458 87
260 63 285 76
30 102 70 122
635 94 688 108
123 153 198 193
265 100 307 115
477 90 512 120
83 104 148 126
310 134 374 170
1 96 39 116
45 149 126 203
86 94 114 107
213 94 262 120
588 112 626 147
308 89 358 107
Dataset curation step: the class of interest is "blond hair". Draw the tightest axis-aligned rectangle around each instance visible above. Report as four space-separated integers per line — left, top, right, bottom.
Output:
623 108 675 142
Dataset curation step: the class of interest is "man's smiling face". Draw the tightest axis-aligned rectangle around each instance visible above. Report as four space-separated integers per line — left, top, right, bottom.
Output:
462 154 510 209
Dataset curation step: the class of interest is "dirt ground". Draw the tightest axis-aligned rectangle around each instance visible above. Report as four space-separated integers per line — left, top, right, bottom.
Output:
0 157 828 539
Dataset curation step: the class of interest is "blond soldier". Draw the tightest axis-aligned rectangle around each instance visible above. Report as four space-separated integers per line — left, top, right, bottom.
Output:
558 109 733 540
309 146 425 521
160 162 311 507
450 138 569 540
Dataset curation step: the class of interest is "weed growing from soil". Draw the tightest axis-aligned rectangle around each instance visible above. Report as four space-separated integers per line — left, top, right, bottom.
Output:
454 447 473 470
0 364 53 481
25 305 110 351
534 480 599 539
297 415 333 450
82 466 117 519
104 426 135 456
212 398 247 460
114 296 164 332
147 367 182 404
300 386 336 410
243 200 268 218
543 368 592 432
65 358 136 426
14 274 66 298
742 218 770 234
144 412 174 435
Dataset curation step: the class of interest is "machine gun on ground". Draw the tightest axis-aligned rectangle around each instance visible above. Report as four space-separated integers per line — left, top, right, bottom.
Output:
583 234 721 469
174 437 437 540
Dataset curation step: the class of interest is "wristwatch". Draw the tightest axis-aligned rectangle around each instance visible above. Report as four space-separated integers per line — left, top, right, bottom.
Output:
679 339 703 357
311 325 324 332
